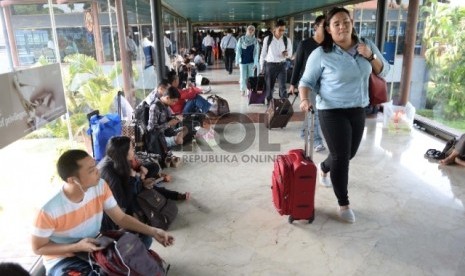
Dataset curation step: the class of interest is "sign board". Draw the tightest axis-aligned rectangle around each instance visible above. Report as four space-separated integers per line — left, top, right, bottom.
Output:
0 64 66 149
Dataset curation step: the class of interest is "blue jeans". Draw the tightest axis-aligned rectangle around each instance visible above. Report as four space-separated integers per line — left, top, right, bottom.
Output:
140 234 153 249
182 95 212 114
48 256 100 276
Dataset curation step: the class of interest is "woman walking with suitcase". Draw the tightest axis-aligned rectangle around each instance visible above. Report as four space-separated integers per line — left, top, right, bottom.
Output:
298 7 390 223
235 25 260 96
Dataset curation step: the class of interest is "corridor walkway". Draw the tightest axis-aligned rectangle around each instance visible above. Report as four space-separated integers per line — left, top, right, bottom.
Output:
156 61 465 275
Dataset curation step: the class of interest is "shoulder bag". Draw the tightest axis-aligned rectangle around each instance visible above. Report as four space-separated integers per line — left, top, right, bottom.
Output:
369 71 388 106
137 189 178 230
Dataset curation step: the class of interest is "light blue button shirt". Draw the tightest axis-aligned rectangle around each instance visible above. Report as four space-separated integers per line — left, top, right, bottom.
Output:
299 38 390 110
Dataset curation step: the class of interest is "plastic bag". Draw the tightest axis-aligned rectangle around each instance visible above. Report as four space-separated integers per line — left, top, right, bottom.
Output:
383 101 416 133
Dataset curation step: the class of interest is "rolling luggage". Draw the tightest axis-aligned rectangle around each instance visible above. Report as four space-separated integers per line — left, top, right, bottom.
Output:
264 94 297 129
247 69 266 105
271 109 317 223
87 91 123 162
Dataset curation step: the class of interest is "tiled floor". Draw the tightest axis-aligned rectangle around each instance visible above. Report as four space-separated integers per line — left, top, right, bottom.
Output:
154 61 465 275
2 60 464 275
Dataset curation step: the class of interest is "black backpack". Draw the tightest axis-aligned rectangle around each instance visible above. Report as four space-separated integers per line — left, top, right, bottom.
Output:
266 33 288 52
134 101 151 128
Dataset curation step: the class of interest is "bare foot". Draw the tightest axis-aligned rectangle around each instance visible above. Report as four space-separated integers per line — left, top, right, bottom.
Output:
161 173 172 182
439 157 454 165
178 192 190 201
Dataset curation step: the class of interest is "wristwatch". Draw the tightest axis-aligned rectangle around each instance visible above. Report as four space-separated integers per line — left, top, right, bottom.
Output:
367 53 377 62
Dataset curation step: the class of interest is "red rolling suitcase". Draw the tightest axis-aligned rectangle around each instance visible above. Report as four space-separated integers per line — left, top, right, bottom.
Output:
271 109 317 223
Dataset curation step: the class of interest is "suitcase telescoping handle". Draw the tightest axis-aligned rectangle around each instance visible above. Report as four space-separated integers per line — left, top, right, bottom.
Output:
86 110 100 159
304 107 315 160
117 91 124 118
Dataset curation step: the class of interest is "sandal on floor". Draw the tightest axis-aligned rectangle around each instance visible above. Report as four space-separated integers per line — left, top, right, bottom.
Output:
442 138 456 157
424 149 445 160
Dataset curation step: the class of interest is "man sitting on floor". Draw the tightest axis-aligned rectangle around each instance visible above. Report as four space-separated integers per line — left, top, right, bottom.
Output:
147 86 188 148
31 149 174 276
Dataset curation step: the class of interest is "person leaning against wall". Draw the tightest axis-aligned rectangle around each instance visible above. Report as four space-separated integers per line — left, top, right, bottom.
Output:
298 7 390 223
235 25 260 96
288 15 326 152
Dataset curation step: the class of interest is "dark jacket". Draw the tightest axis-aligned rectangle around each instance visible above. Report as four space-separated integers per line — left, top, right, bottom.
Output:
290 37 320 86
98 157 143 231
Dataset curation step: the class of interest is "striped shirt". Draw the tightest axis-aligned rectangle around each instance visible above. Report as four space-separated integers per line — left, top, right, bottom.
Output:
32 179 117 272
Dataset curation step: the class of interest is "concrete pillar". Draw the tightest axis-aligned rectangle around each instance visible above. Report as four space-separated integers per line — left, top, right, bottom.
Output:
115 0 133 105
375 0 388 51
91 1 104 64
151 0 166 82
398 0 420 106
3 6 18 67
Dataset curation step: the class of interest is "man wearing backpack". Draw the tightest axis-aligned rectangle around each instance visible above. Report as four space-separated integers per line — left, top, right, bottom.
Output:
259 20 293 106
31 149 174 276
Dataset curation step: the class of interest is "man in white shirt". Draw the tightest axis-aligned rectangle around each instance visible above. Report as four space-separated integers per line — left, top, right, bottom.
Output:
141 31 172 70
259 20 293 105
220 29 238 75
164 35 172 54
194 52 207 71
202 31 215 65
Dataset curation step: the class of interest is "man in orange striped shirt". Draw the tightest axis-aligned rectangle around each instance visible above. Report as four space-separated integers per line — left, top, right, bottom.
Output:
31 149 174 275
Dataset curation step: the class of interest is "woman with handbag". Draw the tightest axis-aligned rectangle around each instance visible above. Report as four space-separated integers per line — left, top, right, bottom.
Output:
298 7 390 223
98 136 189 247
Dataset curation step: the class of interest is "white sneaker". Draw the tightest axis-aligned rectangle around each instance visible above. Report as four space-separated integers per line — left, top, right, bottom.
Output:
318 163 333 188
202 86 212 94
314 144 326 152
318 163 332 188
338 207 355 223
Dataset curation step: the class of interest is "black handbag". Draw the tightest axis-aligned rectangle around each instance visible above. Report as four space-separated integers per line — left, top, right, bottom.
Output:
137 189 178 230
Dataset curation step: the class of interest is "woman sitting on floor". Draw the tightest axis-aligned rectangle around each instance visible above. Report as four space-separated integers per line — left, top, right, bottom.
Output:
440 134 465 167
98 136 189 247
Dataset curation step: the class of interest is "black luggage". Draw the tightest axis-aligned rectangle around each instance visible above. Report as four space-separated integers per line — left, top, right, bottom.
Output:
264 95 297 129
247 69 266 105
181 113 206 143
145 129 170 168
